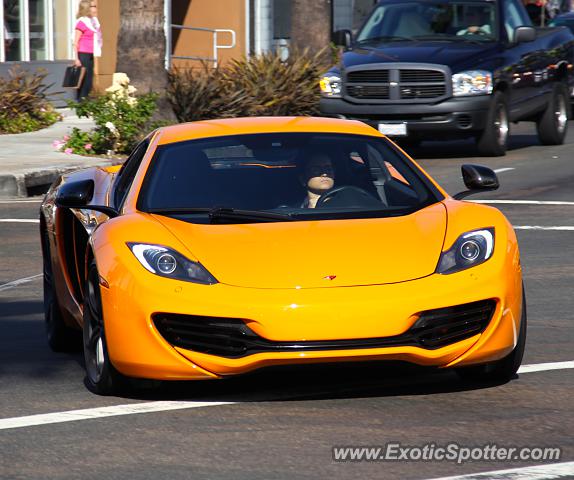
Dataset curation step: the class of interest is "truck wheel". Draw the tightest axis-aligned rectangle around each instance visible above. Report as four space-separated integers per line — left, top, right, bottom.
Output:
476 91 509 157
537 82 569 145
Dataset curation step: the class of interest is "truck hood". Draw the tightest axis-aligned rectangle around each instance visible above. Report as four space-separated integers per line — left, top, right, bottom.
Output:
342 42 501 73
153 203 447 289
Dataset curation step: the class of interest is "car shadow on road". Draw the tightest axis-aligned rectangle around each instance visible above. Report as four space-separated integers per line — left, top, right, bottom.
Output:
0 299 84 380
402 134 540 159
116 361 513 403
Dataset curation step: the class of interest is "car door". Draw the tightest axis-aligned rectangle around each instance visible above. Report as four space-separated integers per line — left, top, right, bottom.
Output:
502 0 549 120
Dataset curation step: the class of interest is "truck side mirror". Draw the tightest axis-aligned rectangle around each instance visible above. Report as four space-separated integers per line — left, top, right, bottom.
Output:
332 29 352 49
514 26 536 43
453 164 499 200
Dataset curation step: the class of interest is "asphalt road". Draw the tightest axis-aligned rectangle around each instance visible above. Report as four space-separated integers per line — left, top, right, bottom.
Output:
1 122 573 480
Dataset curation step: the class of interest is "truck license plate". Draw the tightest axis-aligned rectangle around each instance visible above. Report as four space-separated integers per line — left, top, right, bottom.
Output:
378 123 407 136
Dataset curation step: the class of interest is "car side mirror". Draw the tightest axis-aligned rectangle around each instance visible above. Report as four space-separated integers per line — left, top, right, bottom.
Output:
514 26 536 44
332 29 352 49
56 179 118 217
453 164 499 200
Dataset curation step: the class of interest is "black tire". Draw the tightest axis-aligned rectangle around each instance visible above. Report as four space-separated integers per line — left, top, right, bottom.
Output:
456 287 527 383
537 82 570 145
42 231 81 352
476 91 509 157
83 260 130 395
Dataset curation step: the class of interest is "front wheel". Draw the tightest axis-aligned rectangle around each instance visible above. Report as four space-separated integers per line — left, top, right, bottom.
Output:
475 91 509 157
83 260 130 395
537 82 569 145
456 288 527 383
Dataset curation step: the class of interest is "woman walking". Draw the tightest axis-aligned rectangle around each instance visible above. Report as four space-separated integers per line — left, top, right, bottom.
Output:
73 1 103 100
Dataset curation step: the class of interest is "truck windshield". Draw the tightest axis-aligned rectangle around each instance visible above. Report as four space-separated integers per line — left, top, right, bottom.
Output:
357 1 497 43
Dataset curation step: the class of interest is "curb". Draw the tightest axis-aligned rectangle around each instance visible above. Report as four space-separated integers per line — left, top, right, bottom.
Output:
0 160 117 199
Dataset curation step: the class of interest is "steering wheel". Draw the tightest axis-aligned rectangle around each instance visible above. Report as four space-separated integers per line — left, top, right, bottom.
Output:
469 26 489 35
315 185 376 208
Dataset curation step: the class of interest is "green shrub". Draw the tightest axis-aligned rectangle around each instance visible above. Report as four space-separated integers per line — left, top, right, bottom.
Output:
167 62 228 122
59 76 158 155
167 49 327 122
0 67 61 134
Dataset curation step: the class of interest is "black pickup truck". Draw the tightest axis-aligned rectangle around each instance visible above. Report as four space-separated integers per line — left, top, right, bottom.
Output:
319 0 574 156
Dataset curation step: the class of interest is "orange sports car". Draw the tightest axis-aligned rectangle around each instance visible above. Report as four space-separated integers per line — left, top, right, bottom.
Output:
40 117 525 395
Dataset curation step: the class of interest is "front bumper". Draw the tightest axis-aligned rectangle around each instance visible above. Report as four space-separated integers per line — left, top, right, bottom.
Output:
320 95 492 138
99 251 522 381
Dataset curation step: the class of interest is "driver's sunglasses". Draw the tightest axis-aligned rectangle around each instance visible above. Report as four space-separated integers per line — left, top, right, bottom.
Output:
307 164 334 177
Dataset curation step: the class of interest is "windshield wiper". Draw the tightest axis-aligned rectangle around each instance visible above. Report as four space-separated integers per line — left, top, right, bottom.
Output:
148 207 295 223
356 35 417 45
412 34 490 45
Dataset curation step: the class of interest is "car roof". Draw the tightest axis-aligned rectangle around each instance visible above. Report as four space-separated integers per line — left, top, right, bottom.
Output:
156 117 381 146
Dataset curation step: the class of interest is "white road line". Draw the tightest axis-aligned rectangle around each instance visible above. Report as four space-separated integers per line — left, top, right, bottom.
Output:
0 360 572 431
472 200 574 206
514 226 574 231
493 168 515 173
0 401 233 431
427 461 574 479
518 361 574 374
0 274 43 293
0 199 42 204
0 219 39 223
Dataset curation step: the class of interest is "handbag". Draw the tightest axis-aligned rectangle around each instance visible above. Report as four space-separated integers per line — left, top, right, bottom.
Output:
62 66 86 88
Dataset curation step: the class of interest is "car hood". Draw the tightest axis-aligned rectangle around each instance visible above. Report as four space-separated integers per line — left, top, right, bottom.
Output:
342 42 501 73
152 203 447 289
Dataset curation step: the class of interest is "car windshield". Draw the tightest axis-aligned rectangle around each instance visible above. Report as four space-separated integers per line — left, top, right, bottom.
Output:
549 18 574 34
138 133 440 224
356 1 497 43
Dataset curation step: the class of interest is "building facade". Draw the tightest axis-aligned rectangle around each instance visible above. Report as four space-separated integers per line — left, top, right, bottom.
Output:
0 0 376 92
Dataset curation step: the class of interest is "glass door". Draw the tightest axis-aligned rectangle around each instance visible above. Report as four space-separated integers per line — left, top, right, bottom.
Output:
1 0 56 61
3 0 23 60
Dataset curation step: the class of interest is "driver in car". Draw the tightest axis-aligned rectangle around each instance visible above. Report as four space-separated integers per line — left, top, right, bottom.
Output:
301 153 335 208
457 8 492 36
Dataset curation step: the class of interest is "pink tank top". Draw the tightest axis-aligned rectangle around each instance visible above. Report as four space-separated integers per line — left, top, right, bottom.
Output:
76 19 94 54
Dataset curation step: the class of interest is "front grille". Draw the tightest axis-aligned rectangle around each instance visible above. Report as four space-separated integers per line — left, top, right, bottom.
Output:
153 300 496 359
410 300 495 348
457 114 473 128
347 85 390 99
345 67 448 102
348 70 390 83
400 85 446 99
400 69 445 83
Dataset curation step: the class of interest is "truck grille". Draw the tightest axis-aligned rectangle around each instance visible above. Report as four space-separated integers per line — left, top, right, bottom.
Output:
346 85 390 99
345 66 448 103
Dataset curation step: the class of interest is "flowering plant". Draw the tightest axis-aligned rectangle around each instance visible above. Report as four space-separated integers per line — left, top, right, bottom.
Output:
55 73 157 156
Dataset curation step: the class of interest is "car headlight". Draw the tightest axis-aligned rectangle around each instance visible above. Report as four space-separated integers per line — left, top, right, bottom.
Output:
127 243 218 284
436 228 494 274
320 74 342 97
452 70 493 96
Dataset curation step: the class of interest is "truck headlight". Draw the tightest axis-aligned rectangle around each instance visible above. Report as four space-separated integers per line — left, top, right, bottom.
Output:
452 70 493 96
320 74 342 97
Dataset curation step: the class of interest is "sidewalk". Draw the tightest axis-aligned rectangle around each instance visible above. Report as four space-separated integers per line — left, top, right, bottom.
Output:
0 109 117 198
